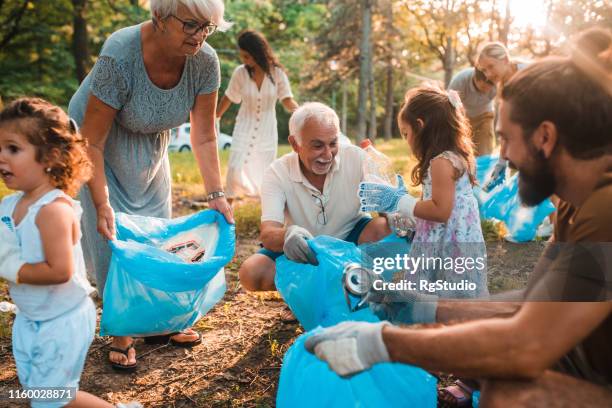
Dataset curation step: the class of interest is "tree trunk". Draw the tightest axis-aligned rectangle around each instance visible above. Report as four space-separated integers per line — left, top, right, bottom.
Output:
443 36 455 88
72 0 89 83
384 63 393 140
368 67 376 141
499 0 511 46
357 0 372 143
383 0 394 141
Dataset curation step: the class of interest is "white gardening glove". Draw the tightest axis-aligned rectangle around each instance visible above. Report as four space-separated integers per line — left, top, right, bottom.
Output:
0 221 25 283
283 225 318 265
304 321 391 377
396 194 418 220
116 403 143 408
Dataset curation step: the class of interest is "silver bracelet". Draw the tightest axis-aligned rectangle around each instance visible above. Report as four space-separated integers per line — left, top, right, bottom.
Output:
206 191 225 201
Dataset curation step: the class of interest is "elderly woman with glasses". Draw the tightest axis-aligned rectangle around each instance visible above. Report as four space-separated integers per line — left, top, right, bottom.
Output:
68 0 234 372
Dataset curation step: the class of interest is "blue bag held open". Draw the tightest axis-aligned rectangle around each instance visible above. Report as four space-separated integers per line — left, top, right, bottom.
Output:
475 155 555 242
275 236 437 407
100 210 235 337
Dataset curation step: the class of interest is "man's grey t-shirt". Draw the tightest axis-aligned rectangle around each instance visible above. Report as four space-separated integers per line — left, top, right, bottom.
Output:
448 68 497 118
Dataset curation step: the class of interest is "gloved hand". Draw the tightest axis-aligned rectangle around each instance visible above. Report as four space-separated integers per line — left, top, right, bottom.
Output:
368 288 438 325
0 221 25 283
359 174 416 214
283 225 318 265
304 321 391 377
387 212 416 237
483 158 507 192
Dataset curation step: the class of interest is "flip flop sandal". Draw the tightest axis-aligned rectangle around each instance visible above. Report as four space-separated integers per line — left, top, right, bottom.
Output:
438 380 473 408
280 307 298 323
143 332 180 345
108 342 137 373
169 330 202 348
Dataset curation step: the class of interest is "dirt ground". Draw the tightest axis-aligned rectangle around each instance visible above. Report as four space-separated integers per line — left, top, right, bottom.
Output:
0 197 546 407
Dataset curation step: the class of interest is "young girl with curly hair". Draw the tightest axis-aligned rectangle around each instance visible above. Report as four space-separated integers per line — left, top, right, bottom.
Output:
0 98 139 408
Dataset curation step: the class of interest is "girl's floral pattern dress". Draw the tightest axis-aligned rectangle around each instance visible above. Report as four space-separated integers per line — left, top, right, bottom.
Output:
408 151 488 298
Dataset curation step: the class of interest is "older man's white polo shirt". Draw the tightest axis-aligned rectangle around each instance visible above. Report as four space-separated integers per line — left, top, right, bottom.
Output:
260 144 368 239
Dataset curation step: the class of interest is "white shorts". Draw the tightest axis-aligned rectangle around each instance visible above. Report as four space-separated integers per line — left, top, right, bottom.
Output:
12 297 96 408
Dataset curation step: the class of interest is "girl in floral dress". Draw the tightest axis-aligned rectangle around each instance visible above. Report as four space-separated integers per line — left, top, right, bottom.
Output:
360 86 488 298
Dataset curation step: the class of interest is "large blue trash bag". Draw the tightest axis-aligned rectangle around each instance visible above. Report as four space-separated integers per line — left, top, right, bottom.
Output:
475 155 555 242
275 236 437 407
277 330 438 408
100 210 235 337
275 235 410 330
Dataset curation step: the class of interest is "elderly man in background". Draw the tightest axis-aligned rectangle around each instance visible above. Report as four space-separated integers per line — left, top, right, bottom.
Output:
238 102 390 292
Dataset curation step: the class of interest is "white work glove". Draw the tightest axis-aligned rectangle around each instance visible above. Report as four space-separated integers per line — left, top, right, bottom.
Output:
0 221 25 283
304 321 391 377
283 225 318 265
116 403 143 408
396 194 418 220
387 212 416 237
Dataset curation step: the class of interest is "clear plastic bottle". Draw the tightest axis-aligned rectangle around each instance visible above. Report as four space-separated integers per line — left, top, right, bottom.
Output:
359 139 398 187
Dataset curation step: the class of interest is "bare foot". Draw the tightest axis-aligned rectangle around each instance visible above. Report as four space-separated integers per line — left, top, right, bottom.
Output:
109 336 136 367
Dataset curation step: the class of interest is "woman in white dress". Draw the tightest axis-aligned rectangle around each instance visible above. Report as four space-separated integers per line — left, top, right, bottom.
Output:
216 30 299 199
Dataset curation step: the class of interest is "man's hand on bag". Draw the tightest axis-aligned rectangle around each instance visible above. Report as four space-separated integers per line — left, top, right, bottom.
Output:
368 288 438 325
283 225 318 265
304 321 391 377
0 221 25 283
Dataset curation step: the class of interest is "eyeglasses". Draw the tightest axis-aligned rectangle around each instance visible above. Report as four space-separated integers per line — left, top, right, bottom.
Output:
312 194 328 225
169 14 217 36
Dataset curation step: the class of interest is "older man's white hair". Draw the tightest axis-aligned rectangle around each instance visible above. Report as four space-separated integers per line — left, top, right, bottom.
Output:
150 0 232 32
289 102 340 144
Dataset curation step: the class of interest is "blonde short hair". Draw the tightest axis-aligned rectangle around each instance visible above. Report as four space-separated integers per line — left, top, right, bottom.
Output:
150 0 232 31
477 42 510 62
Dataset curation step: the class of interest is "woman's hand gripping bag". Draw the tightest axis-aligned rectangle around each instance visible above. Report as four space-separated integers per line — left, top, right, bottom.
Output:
100 210 235 337
275 236 437 407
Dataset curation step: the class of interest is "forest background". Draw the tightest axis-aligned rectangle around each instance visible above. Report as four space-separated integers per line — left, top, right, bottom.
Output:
1 0 610 144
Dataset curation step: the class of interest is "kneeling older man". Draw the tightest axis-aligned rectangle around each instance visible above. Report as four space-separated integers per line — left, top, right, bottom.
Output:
239 102 390 291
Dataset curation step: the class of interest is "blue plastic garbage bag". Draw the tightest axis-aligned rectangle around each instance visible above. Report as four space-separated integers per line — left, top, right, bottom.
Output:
277 330 438 408
472 390 481 407
275 235 410 331
275 236 437 407
100 210 235 337
475 155 555 242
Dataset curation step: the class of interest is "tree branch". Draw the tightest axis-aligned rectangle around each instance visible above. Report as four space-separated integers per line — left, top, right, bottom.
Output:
0 0 30 50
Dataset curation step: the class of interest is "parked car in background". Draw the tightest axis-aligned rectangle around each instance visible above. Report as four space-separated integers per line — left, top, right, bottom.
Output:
169 123 232 152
